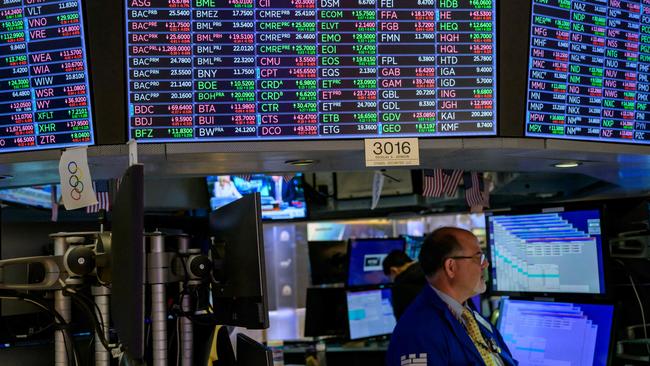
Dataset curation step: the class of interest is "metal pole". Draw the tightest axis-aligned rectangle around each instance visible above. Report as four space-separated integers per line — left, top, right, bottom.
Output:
53 236 71 366
92 285 111 366
177 236 193 366
149 233 167 366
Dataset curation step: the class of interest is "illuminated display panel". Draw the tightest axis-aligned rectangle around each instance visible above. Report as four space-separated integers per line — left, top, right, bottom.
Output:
487 209 606 295
526 0 650 143
498 299 614 366
125 0 497 142
0 0 94 152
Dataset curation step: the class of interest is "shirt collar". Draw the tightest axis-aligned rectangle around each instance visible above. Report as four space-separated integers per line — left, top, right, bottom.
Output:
430 284 466 320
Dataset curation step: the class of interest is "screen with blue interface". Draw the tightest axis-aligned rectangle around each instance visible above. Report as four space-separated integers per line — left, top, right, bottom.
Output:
487 209 606 294
403 234 424 260
347 288 396 340
0 184 60 209
0 0 95 152
125 0 497 142
498 299 614 366
347 238 404 287
526 0 650 144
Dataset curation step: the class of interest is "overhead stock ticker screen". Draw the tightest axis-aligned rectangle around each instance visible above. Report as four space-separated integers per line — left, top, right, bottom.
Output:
526 0 650 144
125 0 497 142
0 0 94 153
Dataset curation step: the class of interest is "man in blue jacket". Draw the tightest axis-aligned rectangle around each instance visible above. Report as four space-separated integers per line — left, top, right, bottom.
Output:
386 227 517 366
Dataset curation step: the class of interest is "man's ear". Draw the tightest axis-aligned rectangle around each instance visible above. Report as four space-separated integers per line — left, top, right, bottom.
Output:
389 267 400 278
444 258 456 279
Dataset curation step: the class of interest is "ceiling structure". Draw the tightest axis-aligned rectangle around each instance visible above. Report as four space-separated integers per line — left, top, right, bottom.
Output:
0 137 649 209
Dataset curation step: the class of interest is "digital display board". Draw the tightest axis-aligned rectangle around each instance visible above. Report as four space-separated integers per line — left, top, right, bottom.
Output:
526 0 650 144
0 0 94 153
125 0 497 142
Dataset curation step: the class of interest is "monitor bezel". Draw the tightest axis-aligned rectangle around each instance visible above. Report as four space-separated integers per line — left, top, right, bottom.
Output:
345 237 406 288
209 192 270 329
110 163 145 361
485 202 610 299
496 296 618 366
345 286 396 341
77 0 98 149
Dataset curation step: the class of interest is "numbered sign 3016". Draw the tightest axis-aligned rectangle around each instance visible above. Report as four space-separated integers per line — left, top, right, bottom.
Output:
364 138 420 167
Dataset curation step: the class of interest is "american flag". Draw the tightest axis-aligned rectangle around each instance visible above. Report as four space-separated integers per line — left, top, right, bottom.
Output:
86 180 110 213
283 174 296 183
463 172 489 210
443 169 463 197
50 184 58 222
422 169 464 197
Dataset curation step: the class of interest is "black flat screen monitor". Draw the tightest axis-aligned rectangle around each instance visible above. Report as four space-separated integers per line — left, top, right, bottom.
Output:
110 164 145 361
307 240 347 285
0 0 95 152
236 333 273 366
347 238 405 287
526 0 650 144
346 288 396 340
304 287 347 338
210 193 269 329
124 1 497 142
486 208 606 295
497 298 615 366
207 174 307 221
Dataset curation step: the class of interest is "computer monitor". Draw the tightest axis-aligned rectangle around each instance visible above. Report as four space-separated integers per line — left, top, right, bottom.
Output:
497 298 615 366
110 164 145 361
206 174 307 221
346 288 397 340
307 241 348 285
304 287 347 338
210 193 269 329
347 238 405 287
486 208 606 295
236 333 273 366
0 185 61 210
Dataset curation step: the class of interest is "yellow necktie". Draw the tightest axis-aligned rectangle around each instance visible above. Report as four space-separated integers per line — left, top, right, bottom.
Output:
461 308 496 366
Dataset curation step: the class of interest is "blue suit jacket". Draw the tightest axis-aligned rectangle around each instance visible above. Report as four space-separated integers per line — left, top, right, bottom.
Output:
386 286 518 366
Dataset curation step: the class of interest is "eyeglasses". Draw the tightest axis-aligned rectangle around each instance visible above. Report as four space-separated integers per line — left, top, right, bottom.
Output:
448 253 487 266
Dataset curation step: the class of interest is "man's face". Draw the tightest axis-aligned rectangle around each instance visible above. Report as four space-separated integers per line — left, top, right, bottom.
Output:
451 231 489 298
